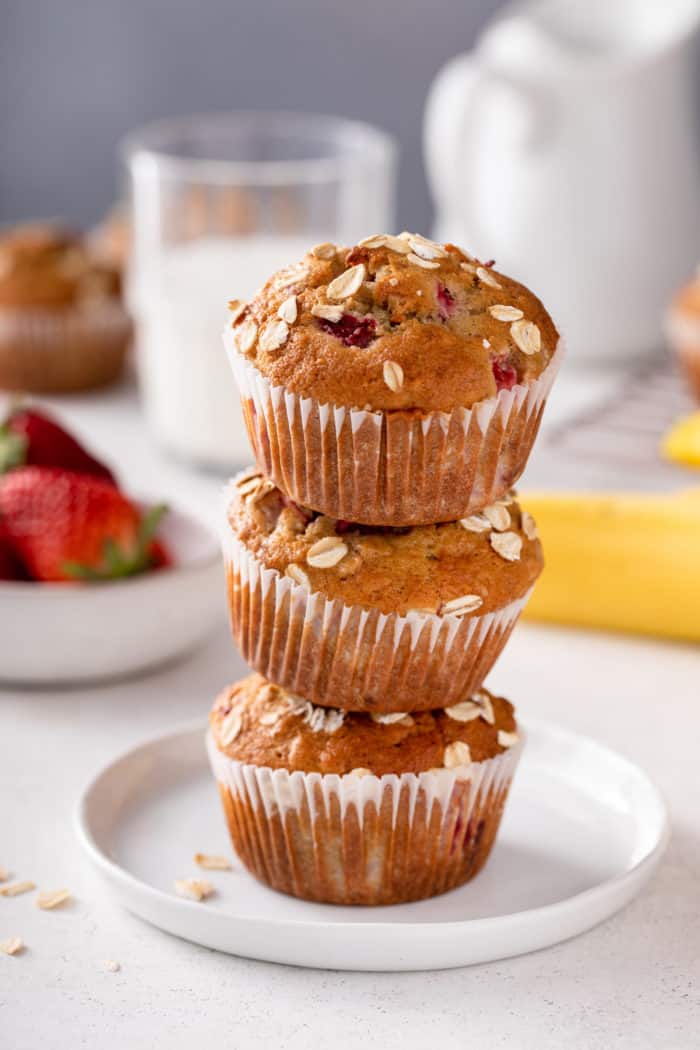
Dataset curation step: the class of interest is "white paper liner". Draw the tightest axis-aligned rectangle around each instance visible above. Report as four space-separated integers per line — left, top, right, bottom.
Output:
207 730 522 905
225 333 563 525
223 529 532 711
0 300 131 392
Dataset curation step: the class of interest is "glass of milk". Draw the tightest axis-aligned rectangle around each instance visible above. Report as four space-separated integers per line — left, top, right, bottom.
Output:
121 112 397 470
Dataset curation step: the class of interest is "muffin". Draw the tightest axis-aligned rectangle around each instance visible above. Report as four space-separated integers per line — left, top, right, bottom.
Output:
0 223 132 393
207 673 522 905
223 469 542 711
89 204 131 273
224 233 561 525
667 268 700 402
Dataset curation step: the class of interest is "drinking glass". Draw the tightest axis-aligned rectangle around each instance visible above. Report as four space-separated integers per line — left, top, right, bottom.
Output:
122 112 397 469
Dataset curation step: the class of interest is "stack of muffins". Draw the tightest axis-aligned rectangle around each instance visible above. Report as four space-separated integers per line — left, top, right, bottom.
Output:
208 233 561 905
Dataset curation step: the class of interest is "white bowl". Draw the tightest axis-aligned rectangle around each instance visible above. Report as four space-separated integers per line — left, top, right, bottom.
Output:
0 504 223 685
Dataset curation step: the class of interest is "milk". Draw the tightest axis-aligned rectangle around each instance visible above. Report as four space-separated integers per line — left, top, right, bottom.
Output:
131 235 314 469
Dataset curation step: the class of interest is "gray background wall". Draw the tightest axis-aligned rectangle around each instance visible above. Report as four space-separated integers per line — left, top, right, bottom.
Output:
0 0 502 235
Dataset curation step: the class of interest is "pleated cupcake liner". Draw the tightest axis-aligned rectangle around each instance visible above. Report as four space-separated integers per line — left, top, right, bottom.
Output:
223 530 532 712
225 335 562 526
207 730 522 905
0 301 131 393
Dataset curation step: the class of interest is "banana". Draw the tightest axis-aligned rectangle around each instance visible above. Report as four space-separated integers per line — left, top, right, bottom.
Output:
662 411 700 468
520 489 700 641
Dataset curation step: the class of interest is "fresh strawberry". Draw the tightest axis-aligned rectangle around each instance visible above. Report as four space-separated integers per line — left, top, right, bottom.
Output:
0 407 116 484
148 538 172 570
0 467 166 582
0 516 28 580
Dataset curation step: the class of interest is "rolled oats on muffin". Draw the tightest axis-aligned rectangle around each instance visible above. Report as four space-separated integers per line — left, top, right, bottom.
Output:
224 233 561 525
0 223 131 393
207 673 522 905
223 469 542 712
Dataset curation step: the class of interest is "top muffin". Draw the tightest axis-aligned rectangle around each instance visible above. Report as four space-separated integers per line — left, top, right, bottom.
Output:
227 233 559 414
0 224 121 310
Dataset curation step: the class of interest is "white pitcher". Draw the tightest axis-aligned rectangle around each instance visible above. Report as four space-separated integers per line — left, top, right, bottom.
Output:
425 0 700 365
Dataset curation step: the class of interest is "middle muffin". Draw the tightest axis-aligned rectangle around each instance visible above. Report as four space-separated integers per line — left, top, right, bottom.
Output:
224 469 543 712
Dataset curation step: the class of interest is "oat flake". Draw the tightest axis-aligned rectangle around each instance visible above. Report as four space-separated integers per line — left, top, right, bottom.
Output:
37 889 70 910
306 536 348 569
219 710 243 746
371 712 413 725
521 511 538 540
383 360 404 392
0 881 35 898
1 937 23 956
311 303 344 322
327 263 365 300
277 295 298 324
311 242 336 259
258 319 289 352
407 252 440 270
483 503 511 531
359 234 411 255
459 514 490 533
441 594 483 616
498 730 519 748
511 319 541 355
174 879 214 902
489 304 524 322
235 319 258 353
194 853 232 871
443 741 472 769
476 266 501 289
285 563 311 588
490 531 523 562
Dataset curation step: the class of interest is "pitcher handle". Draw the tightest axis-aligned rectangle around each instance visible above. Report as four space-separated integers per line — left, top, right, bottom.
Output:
424 52 553 244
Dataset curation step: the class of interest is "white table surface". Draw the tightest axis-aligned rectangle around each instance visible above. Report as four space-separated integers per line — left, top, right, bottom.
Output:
1 366 698 1050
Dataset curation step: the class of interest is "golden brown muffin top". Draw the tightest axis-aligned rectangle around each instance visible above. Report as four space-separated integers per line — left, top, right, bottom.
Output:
226 233 558 413
0 223 121 309
227 469 543 616
210 673 518 775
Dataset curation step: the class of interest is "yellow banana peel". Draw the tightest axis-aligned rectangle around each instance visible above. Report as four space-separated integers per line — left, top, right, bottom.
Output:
662 411 700 468
521 488 700 642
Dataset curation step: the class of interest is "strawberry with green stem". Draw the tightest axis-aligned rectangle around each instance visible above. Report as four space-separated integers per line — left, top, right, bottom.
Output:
0 467 168 582
0 406 116 484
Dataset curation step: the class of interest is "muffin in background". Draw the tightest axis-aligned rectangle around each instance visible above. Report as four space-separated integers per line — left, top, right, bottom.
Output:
224 469 542 711
667 268 700 403
0 223 131 393
224 233 561 525
88 204 131 273
207 673 522 905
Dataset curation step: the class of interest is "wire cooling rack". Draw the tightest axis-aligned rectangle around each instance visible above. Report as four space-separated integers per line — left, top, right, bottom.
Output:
525 362 696 492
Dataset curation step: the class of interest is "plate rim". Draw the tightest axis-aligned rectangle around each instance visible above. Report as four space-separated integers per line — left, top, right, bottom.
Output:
74 716 670 936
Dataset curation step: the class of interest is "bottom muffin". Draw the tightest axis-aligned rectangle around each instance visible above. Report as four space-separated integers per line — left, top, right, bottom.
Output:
207 673 522 905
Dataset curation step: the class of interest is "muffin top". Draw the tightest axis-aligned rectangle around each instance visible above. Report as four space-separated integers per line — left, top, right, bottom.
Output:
210 673 518 775
227 469 542 616
226 233 558 414
0 223 121 309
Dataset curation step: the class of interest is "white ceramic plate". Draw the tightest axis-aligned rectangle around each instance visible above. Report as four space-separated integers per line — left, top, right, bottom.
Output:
75 719 669 972
0 505 223 684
